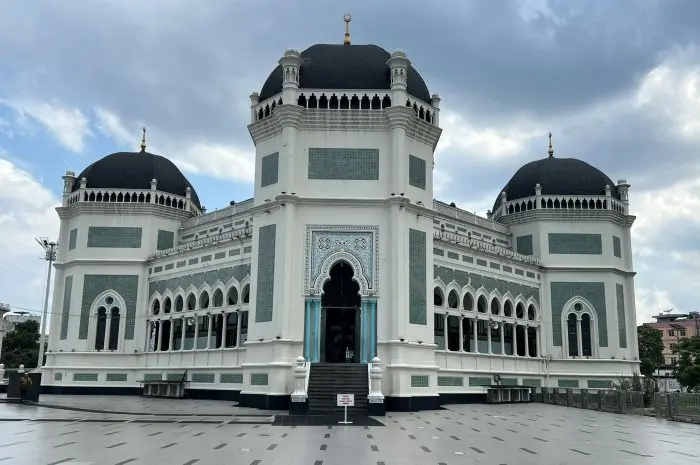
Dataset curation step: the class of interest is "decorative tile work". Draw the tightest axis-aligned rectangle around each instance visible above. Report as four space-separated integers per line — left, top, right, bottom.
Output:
153 266 163 273
514 269 524 276
255 224 276 323
550 282 607 347
243 246 252 253
143 373 162 381
201 255 212 263
469 377 491 387
68 228 78 250
411 375 430 387
522 378 542 387
500 378 519 386
526 271 536 278
490 263 500 270
433 248 444 257
516 235 533 256
558 379 579 388
462 255 473 263
445 223 455 229
188 258 199 265
409 229 427 325
73 373 98 382
176 261 186 268
229 249 240 256
214 252 226 260
191 373 215 383
223 223 233 229
220 373 244 384
260 152 279 187
79 275 138 340
308 148 379 180
502 265 513 273
433 266 540 304
437 376 463 387
616 284 627 348
251 373 268 385
408 154 426 189
54 373 62 381
164 263 174 270
613 236 622 258
149 264 251 298
60 276 73 340
106 373 128 382
588 380 612 389
87 226 142 248
157 230 175 251
305 226 378 294
447 251 459 260
476 259 487 267
548 233 602 255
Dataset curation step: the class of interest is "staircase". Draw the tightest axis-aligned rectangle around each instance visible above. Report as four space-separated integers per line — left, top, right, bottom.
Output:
307 363 368 415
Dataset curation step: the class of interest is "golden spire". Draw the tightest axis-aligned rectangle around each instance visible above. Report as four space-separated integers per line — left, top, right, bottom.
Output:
343 14 351 45
140 127 147 152
548 131 554 158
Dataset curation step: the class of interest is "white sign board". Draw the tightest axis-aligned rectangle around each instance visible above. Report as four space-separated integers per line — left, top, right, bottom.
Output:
336 394 355 407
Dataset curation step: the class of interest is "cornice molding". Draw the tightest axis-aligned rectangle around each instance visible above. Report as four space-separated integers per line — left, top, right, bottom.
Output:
542 266 636 277
54 259 146 269
498 210 636 228
56 203 194 221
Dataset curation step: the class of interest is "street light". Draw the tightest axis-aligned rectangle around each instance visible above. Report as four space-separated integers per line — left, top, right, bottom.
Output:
35 237 57 371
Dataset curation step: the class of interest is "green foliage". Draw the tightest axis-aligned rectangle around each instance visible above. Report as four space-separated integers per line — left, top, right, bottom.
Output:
673 336 700 392
637 325 665 377
0 320 40 369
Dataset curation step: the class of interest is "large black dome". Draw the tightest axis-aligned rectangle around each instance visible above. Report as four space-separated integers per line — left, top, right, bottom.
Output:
493 156 619 213
258 44 431 102
73 151 201 209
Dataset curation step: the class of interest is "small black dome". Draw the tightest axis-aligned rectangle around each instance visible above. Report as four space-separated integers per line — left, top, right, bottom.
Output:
259 44 431 102
73 151 201 209
493 157 619 213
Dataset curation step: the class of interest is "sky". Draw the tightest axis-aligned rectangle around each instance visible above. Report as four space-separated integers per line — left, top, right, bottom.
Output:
1 0 699 328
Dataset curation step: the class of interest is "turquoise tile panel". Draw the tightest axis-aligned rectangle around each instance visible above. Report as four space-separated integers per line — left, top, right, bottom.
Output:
308 148 379 180
588 380 612 389
220 373 244 384
243 246 252 253
558 379 579 388
255 224 276 323
214 252 226 260
469 377 491 387
157 230 175 251
437 376 463 387
500 378 519 386
447 251 459 260
148 265 251 298
79 274 139 340
433 266 540 304
616 284 627 348
73 373 98 382
408 154 426 189
613 235 622 258
68 228 78 250
548 233 602 255
411 375 429 387
106 373 128 382
550 281 607 347
54 373 62 381
60 276 73 340
261 152 279 187
87 226 142 248
143 373 162 381
191 373 215 383
251 373 268 385
433 248 444 256
522 378 542 387
409 229 427 325
167 372 187 381
516 235 533 255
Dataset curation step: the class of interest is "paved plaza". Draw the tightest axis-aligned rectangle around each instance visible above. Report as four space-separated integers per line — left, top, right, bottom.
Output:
0 395 699 464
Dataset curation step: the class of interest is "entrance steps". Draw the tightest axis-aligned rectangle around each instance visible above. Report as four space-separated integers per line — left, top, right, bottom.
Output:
307 363 368 415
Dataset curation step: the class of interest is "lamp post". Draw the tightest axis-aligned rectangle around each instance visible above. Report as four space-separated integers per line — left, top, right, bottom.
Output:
35 237 57 371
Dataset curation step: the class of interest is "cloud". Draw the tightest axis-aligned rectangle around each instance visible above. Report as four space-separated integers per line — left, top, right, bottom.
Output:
0 156 60 316
0 99 91 152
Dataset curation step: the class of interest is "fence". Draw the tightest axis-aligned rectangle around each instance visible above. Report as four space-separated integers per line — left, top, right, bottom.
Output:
533 387 645 415
655 393 700 424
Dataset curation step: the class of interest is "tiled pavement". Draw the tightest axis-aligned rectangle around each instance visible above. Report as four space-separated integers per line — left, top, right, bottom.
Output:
1 395 699 464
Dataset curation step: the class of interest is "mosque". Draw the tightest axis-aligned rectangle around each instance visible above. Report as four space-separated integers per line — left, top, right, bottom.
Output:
44 17 640 411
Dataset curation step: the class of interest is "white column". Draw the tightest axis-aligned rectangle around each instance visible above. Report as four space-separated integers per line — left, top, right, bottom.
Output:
472 318 479 353
513 322 518 356
180 317 186 351
576 317 583 357
535 327 541 357
487 321 492 354
168 319 175 351
221 313 228 348
500 322 505 355
144 320 151 351
525 325 530 357
206 314 213 349
443 313 448 350
155 321 162 352
236 311 242 347
104 313 112 350
458 315 464 352
193 317 199 350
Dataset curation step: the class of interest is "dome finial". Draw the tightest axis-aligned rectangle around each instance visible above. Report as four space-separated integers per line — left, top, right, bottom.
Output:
140 127 147 152
547 131 554 158
343 14 352 45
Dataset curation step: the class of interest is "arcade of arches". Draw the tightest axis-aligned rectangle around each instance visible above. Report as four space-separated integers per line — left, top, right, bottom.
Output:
433 287 540 357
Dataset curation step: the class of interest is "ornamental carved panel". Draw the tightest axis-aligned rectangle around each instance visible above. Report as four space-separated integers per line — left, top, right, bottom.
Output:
305 225 379 295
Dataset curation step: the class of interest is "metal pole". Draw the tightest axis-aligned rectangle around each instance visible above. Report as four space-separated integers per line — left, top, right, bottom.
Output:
36 241 56 370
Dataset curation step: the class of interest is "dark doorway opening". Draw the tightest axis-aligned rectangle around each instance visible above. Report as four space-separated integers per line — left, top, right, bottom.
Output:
321 261 361 363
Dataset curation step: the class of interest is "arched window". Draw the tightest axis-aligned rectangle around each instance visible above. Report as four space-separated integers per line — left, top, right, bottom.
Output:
186 293 196 311
564 301 597 357
567 313 578 356
503 301 513 317
152 299 160 315
516 302 525 319
463 293 474 312
242 284 250 304
581 314 592 356
163 297 172 314
175 295 183 312
447 290 459 309
199 291 210 309
477 295 487 313
95 307 107 350
527 304 536 320
433 287 444 306
227 287 239 306
490 298 500 315
213 289 224 308
108 307 120 350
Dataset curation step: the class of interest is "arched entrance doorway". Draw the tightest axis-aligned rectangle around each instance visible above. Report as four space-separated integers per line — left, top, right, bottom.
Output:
321 261 361 363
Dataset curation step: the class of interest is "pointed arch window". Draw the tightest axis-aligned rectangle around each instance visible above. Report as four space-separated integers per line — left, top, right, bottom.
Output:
563 301 597 358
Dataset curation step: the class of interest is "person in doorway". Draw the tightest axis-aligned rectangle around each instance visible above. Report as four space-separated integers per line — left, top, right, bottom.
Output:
20 372 32 402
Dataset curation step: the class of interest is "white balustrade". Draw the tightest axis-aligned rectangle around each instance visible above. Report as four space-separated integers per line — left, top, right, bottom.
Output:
368 357 384 403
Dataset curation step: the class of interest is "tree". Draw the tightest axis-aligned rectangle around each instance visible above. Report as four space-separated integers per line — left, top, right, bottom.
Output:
0 320 40 369
637 325 664 378
673 336 700 392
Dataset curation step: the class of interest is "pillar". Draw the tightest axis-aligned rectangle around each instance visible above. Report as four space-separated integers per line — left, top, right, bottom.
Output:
525 325 530 357
458 315 464 352
473 318 479 353
487 321 492 354
361 299 370 363
207 314 213 349
221 313 228 348
370 299 377 359
304 298 312 360
500 323 505 355
193 317 199 350
576 318 583 357
513 322 518 356
180 317 186 350
168 318 175 351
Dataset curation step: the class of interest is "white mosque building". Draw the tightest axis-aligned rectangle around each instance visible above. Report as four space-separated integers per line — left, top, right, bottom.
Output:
44 19 640 411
